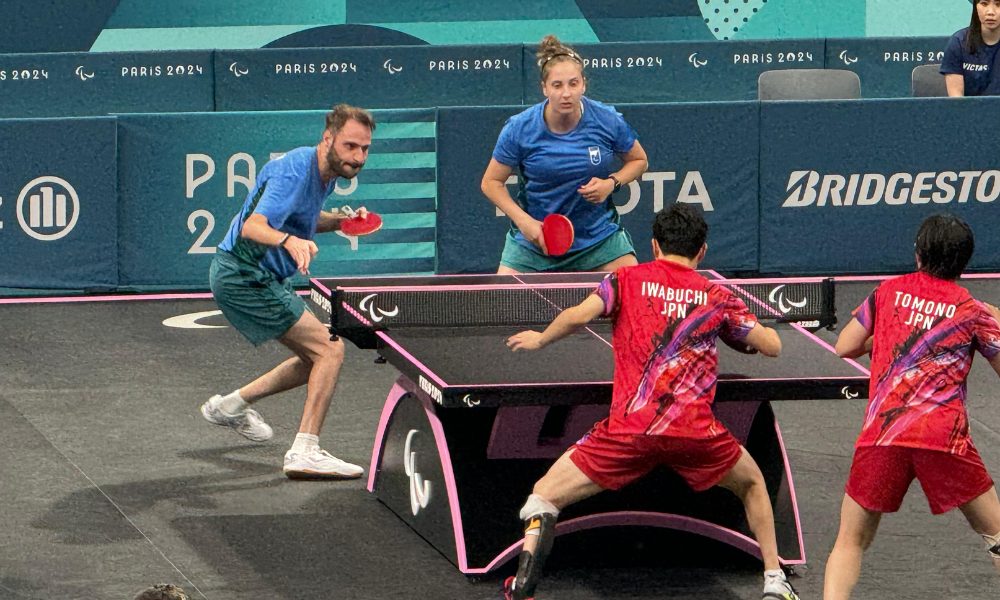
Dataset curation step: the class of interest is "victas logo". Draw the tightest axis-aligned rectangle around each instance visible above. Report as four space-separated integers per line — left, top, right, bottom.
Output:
782 170 1000 207
404 429 432 516
358 293 399 323
16 176 80 241
767 285 808 314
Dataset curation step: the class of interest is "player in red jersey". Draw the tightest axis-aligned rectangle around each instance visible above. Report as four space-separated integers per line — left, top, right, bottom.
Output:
503 204 798 600
825 214 1000 600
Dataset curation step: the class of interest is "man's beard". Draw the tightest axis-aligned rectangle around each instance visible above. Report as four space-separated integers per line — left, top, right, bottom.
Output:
326 146 364 179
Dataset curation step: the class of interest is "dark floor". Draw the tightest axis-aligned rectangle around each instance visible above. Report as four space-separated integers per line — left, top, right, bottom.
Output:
1 279 1000 599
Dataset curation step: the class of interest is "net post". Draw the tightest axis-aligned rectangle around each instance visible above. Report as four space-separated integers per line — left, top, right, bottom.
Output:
329 289 342 342
821 278 837 330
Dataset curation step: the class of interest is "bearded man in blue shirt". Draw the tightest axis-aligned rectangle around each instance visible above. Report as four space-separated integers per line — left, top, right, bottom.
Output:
202 104 373 480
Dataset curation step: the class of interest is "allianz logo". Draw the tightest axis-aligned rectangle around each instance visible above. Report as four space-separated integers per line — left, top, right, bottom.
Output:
782 170 1000 207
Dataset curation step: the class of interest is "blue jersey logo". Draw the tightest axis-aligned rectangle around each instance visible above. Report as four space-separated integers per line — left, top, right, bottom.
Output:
589 146 601 165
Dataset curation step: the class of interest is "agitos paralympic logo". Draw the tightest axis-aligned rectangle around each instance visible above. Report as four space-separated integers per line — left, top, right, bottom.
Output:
782 169 1000 207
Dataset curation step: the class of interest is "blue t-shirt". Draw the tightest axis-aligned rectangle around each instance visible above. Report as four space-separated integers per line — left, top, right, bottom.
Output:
492 96 638 252
218 146 335 281
940 27 1000 96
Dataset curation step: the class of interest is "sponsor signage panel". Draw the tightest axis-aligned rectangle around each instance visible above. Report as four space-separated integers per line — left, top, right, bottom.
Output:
0 51 214 118
760 97 1000 274
523 40 824 104
0 118 118 289
825 37 951 98
215 45 523 111
117 109 436 288
436 102 758 274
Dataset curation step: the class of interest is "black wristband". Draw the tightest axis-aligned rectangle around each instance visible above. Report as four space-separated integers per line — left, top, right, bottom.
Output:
278 233 291 247
610 175 622 193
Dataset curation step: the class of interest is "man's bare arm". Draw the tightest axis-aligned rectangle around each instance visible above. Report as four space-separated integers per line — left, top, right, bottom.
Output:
835 318 872 359
508 295 606 351
742 323 782 358
241 213 318 274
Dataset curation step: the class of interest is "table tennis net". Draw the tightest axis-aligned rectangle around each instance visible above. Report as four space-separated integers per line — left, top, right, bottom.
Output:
333 278 834 328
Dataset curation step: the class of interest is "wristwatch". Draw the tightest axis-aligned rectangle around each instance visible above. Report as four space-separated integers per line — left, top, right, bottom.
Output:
278 233 291 247
609 175 622 193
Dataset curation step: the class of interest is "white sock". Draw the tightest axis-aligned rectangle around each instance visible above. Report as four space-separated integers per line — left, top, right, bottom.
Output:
218 390 248 415
764 569 785 581
290 433 320 454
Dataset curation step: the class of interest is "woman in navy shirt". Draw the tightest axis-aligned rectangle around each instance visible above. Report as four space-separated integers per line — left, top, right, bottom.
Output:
942 0 1000 96
480 35 648 274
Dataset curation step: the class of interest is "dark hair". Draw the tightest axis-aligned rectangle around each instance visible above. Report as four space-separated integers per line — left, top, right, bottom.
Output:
968 2 986 56
132 584 189 600
325 104 376 136
652 204 708 259
536 34 584 82
915 214 974 280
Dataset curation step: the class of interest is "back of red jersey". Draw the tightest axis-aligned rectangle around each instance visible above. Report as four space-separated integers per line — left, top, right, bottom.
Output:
852 271 1000 454
593 260 758 437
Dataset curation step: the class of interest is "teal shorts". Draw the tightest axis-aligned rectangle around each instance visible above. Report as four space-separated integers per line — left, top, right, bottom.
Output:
499 228 636 273
209 251 306 346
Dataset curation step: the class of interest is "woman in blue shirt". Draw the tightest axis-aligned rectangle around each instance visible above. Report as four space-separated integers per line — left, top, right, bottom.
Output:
480 35 648 274
941 0 1000 96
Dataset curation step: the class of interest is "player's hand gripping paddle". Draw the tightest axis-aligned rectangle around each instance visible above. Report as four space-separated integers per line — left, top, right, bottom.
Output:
339 205 383 236
541 214 574 256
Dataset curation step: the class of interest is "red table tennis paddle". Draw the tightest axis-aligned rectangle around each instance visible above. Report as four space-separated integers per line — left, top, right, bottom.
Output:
541 214 574 256
339 205 383 236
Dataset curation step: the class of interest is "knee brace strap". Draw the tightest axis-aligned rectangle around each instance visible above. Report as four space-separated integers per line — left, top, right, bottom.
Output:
518 493 559 521
510 513 557 600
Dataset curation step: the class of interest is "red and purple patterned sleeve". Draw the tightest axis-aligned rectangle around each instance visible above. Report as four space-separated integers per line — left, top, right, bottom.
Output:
721 290 758 340
593 272 620 318
852 290 877 334
973 303 1000 361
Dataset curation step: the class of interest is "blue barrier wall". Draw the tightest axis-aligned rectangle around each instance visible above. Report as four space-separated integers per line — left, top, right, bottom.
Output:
759 97 1000 275
0 51 214 118
436 106 519 274
616 103 759 271
214 45 523 111
523 40 826 104
0 118 118 289
8 95 1000 290
436 102 759 274
825 37 950 98
117 109 436 288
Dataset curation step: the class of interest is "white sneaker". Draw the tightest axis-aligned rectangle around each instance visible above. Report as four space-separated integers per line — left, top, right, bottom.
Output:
763 572 800 600
200 395 273 442
283 448 364 480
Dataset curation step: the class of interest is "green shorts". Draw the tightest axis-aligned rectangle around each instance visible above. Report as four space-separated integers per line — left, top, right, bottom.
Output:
499 228 636 273
209 251 306 346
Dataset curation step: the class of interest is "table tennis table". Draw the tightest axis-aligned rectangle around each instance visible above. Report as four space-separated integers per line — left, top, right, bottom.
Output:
310 272 870 574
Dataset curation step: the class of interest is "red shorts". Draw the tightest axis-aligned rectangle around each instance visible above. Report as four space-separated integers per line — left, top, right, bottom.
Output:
570 418 743 492
845 445 994 515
